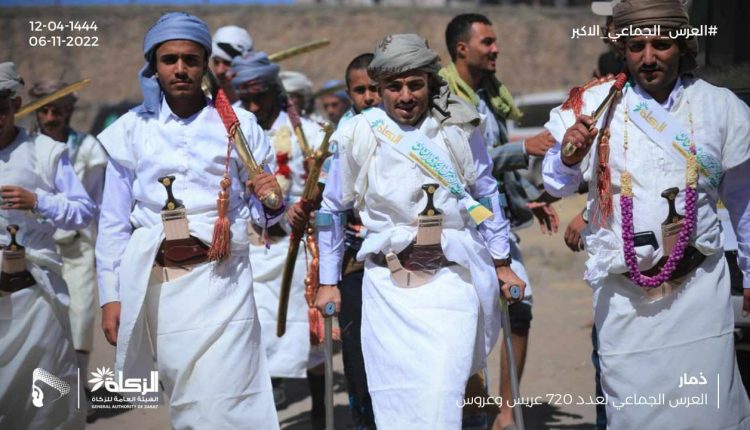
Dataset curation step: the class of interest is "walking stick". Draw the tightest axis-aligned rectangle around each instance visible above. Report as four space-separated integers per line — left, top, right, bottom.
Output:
323 301 336 430
500 285 525 430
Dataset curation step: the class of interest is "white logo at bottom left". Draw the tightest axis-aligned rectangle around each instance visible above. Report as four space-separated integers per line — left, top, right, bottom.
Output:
32 368 71 408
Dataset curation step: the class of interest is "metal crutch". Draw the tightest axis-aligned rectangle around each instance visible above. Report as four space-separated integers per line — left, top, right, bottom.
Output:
323 301 336 430
500 285 525 430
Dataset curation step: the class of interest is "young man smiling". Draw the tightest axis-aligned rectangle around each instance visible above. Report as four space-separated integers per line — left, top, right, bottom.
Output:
314 33 525 429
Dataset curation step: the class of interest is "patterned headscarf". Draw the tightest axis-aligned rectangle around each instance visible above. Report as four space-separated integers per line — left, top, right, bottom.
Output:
368 33 478 126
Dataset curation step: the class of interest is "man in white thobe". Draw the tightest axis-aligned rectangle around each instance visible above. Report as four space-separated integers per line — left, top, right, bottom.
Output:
314 34 525 430
0 61 93 430
231 51 328 426
95 13 282 429
543 1 750 428
30 79 108 378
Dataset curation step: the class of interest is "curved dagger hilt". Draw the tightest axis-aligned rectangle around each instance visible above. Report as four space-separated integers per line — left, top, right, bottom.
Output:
420 184 442 217
5 225 23 251
158 175 184 211
661 187 684 225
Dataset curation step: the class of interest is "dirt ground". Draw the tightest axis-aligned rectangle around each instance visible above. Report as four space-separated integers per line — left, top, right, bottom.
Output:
86 194 598 430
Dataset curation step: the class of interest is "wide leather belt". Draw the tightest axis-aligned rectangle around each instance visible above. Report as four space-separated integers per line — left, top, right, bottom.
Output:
370 243 455 271
155 236 210 268
0 270 36 294
626 246 706 283
251 223 287 239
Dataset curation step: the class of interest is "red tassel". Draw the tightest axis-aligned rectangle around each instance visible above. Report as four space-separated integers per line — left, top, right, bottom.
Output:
595 128 613 226
208 177 232 261
562 86 585 116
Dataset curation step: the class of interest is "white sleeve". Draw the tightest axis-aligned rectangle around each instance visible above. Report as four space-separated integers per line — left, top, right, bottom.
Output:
467 129 510 259
35 153 96 230
95 160 134 305
317 137 352 285
542 107 585 197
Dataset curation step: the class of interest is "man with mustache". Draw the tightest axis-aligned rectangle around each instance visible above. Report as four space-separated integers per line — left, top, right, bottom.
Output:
314 34 525 428
95 12 282 428
441 14 557 430
230 51 328 428
543 0 750 428
29 79 108 386
0 61 93 429
319 79 351 127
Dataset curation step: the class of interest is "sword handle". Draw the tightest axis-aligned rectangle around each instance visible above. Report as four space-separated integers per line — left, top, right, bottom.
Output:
202 70 280 210
562 72 628 158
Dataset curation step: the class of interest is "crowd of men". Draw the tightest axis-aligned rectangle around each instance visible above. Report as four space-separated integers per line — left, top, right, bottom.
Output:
1 0 749 429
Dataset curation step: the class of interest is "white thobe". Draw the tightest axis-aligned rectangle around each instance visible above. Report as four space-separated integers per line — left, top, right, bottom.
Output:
249 111 326 377
543 77 750 429
1 128 94 430
96 97 280 429
318 110 510 429
50 129 107 352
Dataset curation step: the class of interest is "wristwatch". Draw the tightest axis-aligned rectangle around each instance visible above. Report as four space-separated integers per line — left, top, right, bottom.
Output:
493 257 512 267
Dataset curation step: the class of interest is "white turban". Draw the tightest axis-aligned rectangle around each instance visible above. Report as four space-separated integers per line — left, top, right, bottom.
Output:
280 70 313 96
0 62 24 98
212 26 254 62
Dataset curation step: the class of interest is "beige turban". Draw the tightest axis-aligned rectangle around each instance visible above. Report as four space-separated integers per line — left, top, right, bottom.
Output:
368 33 478 126
29 79 77 105
613 0 698 72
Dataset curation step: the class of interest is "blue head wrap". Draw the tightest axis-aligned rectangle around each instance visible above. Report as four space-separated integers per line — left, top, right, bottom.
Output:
230 52 280 90
320 79 348 101
138 12 212 114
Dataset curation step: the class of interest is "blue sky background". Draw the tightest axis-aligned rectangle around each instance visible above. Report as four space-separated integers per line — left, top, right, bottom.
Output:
1 0 293 6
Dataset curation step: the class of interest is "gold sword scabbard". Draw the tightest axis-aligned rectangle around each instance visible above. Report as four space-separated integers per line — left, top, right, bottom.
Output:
277 121 334 337
202 70 279 209
285 94 312 158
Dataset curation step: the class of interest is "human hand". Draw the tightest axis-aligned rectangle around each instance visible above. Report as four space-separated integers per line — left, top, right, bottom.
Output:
561 114 598 166
564 212 587 252
1 186 37 211
527 200 559 235
286 201 310 231
314 285 341 315
101 302 121 346
247 172 282 210
523 130 556 157
496 266 526 304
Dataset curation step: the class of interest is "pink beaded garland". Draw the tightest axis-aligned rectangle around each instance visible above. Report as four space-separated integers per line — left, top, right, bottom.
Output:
621 145 698 288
